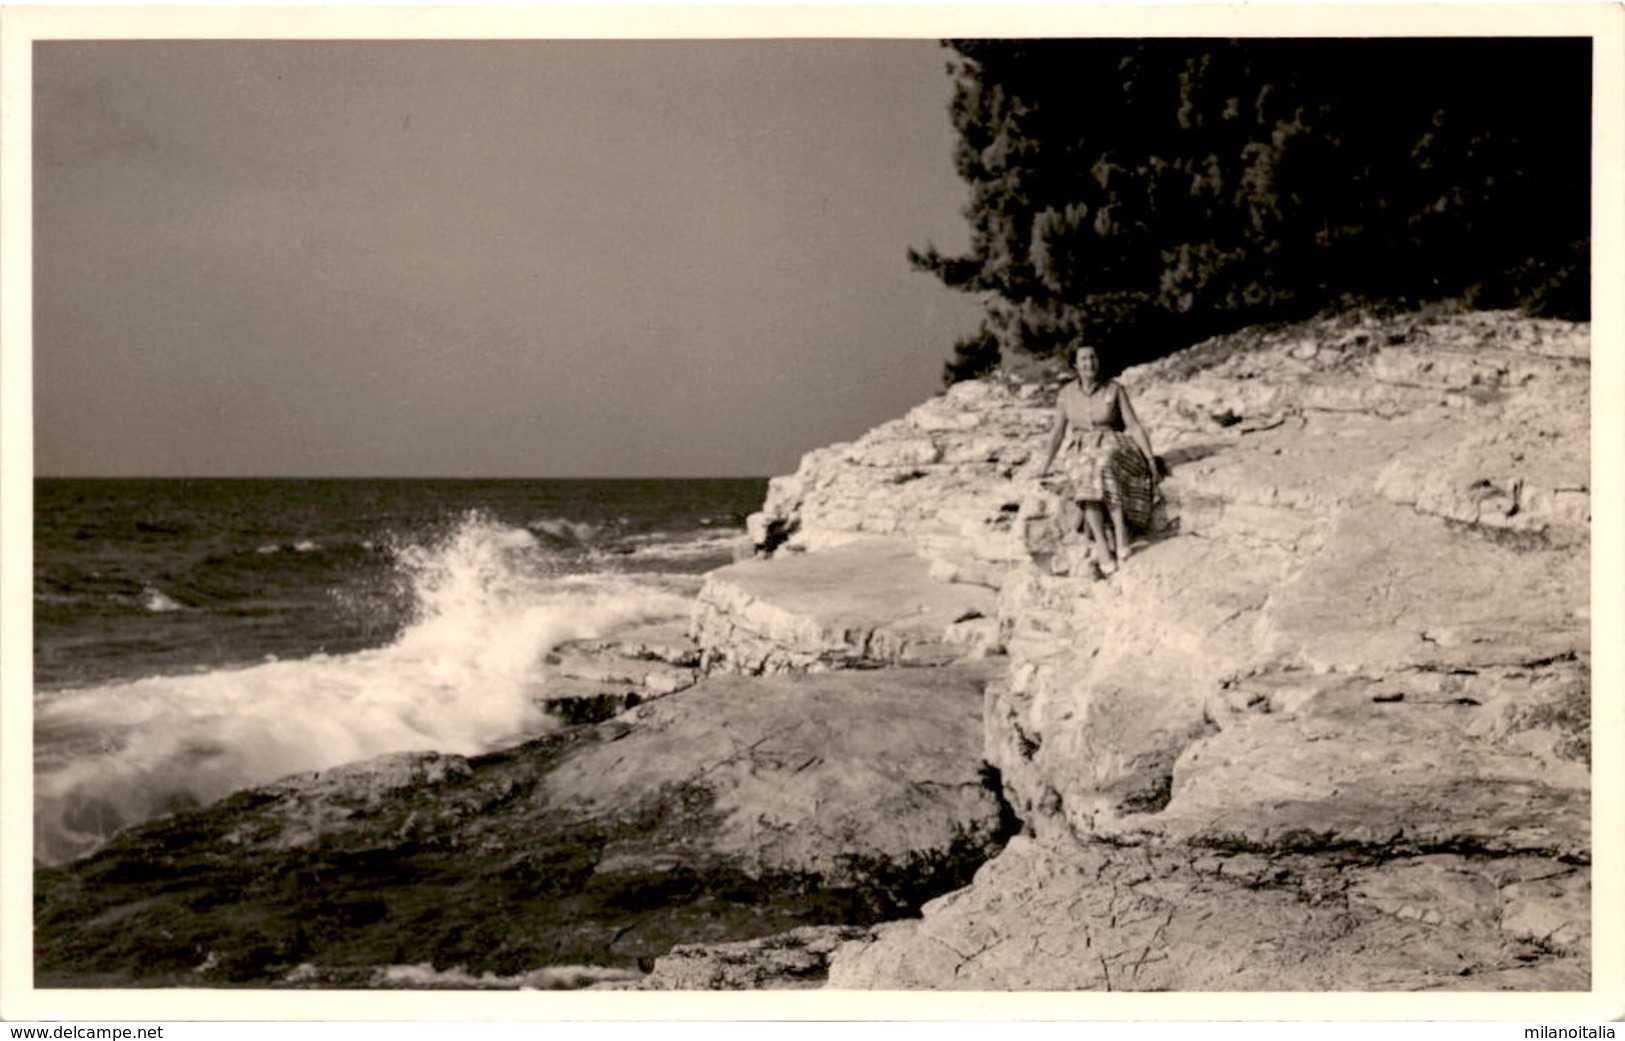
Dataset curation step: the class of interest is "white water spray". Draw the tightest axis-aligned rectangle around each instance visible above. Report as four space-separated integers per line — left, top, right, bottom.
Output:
33 515 694 864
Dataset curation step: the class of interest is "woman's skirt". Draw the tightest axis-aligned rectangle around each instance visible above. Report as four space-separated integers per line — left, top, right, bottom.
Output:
1060 429 1156 533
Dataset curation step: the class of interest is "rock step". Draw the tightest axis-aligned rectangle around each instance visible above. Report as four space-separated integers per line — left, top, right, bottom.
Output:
540 661 1014 884
691 537 1001 675
633 925 874 990
545 651 697 695
557 619 702 667
535 620 706 724
536 676 647 726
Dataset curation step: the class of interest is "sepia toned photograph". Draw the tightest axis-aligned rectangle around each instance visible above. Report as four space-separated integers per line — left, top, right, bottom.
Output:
2 3 1619 1022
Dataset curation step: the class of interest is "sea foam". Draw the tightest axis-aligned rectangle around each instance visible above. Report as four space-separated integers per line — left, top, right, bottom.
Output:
33 515 694 865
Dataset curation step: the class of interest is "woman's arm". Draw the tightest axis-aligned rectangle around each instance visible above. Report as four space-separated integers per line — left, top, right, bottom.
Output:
1117 384 1155 474
1038 406 1070 477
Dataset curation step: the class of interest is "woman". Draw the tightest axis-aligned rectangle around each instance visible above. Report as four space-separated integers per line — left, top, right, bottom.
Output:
1036 343 1158 573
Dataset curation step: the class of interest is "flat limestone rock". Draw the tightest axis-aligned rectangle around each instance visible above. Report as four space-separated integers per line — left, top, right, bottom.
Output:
542 662 1012 884
1375 395 1590 547
545 650 696 696
692 537 999 673
1258 503 1587 672
826 836 1589 991
537 620 705 723
557 618 702 666
749 380 1052 578
1122 686 1590 858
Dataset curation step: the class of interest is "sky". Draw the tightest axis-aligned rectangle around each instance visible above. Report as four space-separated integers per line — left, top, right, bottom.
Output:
32 39 985 478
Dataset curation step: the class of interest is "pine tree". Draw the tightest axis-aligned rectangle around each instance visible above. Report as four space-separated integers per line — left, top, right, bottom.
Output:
915 38 1591 380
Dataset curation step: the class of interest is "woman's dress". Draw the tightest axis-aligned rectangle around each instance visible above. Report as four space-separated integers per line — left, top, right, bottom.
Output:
1058 379 1156 533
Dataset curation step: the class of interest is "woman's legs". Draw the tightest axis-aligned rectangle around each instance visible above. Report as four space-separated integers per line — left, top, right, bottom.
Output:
1080 501 1113 571
1103 471 1130 567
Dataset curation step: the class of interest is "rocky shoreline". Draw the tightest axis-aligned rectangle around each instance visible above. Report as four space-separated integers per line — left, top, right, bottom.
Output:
34 307 1590 990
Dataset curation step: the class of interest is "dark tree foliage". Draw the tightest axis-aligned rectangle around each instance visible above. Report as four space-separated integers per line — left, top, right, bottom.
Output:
919 38 1592 381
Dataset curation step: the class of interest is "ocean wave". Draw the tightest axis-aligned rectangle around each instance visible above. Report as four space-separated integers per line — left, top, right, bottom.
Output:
527 516 613 546
38 539 382 609
33 514 696 865
611 528 747 562
139 586 187 613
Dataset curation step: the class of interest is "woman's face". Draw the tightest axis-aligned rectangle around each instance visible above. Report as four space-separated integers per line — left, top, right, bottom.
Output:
1073 348 1099 381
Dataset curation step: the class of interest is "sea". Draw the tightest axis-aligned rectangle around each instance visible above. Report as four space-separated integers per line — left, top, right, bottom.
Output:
32 477 767 866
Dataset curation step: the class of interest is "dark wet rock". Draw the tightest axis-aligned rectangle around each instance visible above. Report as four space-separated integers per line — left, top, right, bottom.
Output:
35 664 1010 987
635 925 874 990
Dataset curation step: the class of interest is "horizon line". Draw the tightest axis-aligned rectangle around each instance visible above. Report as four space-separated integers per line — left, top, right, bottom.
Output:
32 473 776 482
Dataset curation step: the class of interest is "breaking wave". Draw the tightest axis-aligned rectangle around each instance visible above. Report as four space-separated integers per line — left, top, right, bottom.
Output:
33 515 694 865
